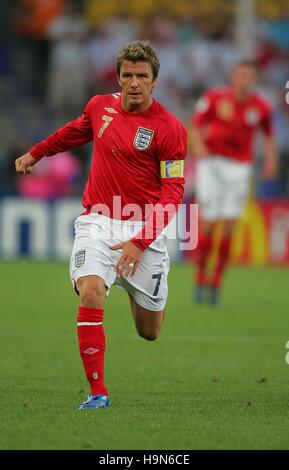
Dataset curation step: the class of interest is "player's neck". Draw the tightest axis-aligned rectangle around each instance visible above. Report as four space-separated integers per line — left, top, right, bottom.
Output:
233 88 251 102
121 96 154 113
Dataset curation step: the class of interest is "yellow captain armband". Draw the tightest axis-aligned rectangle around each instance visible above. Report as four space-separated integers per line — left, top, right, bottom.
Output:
160 160 184 178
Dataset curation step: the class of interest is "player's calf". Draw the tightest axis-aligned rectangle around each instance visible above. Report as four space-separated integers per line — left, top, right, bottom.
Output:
134 306 165 341
136 327 160 341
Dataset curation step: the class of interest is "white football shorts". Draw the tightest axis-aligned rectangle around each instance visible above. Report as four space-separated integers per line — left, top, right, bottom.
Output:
195 156 252 220
69 213 170 311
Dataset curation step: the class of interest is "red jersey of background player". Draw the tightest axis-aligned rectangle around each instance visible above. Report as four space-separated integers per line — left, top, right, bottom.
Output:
192 86 274 163
30 93 187 250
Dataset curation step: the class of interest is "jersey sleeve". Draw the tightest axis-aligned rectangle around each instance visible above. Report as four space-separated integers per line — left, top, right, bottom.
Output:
29 98 95 161
131 121 187 251
192 90 215 127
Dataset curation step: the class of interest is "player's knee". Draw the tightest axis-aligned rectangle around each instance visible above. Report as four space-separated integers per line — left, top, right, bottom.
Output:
78 283 105 308
80 291 98 307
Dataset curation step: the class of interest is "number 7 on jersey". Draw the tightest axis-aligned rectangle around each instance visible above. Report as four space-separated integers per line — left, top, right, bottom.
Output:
98 115 113 138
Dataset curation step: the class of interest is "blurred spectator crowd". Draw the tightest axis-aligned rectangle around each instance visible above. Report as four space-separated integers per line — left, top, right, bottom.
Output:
0 0 289 199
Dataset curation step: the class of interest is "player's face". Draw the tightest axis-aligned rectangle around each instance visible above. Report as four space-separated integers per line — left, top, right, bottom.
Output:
231 65 257 96
118 60 157 112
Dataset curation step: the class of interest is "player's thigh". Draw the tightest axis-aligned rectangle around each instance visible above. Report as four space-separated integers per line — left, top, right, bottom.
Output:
195 158 219 220
69 215 117 295
221 162 251 219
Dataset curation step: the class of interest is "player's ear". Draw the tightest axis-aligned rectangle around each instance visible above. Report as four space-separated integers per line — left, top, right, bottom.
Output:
151 77 158 90
117 74 121 88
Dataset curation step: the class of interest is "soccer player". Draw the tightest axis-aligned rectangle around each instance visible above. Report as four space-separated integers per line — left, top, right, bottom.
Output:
191 60 277 305
15 41 187 409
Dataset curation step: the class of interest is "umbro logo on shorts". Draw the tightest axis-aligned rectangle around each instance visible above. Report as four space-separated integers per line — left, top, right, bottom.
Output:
75 249 86 268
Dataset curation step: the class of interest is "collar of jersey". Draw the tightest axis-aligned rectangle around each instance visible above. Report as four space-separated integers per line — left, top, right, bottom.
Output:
116 94 157 116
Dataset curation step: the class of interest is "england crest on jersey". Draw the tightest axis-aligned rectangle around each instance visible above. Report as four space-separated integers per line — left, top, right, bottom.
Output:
244 108 260 126
134 127 154 151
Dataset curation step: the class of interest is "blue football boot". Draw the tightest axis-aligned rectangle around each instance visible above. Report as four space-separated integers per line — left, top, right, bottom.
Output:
209 286 220 306
78 394 110 410
194 284 205 304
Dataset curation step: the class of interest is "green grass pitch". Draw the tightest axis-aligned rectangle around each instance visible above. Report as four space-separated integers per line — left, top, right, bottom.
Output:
1 261 289 450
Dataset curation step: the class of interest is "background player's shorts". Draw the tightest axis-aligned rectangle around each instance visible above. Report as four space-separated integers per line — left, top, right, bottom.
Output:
70 214 170 311
195 156 252 220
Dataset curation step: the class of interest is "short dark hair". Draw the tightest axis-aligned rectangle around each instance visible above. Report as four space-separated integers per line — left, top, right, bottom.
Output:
116 40 160 79
235 59 257 69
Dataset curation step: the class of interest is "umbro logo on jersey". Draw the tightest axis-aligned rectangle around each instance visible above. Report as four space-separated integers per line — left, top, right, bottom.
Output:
134 127 154 151
104 107 118 113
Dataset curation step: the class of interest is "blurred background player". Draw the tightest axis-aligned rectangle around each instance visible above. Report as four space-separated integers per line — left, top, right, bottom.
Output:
191 60 278 305
15 40 187 410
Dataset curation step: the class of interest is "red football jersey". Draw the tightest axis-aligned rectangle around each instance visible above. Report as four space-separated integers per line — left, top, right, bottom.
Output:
30 93 187 250
192 87 274 163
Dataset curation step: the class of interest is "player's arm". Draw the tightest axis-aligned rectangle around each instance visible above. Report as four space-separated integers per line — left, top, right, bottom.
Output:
15 99 94 173
262 135 278 179
130 172 185 252
191 125 209 160
262 133 278 179
191 92 214 160
260 106 278 179
111 124 187 278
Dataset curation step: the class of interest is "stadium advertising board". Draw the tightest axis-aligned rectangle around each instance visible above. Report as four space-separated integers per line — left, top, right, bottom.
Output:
1 198 289 264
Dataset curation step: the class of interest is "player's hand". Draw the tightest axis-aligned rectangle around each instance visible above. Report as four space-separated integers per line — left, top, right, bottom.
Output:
15 153 37 175
110 240 143 278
